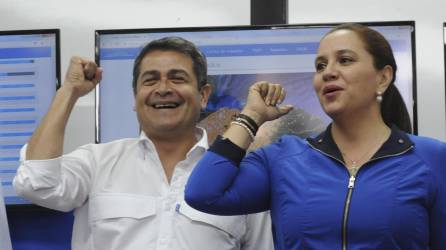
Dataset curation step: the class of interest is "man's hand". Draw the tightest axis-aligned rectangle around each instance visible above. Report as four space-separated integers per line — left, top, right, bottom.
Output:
63 56 102 97
241 81 293 126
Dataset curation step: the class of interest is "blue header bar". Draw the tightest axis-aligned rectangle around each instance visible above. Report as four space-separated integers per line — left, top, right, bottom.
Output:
100 39 408 61
200 43 319 57
100 43 320 60
0 47 52 59
100 48 140 60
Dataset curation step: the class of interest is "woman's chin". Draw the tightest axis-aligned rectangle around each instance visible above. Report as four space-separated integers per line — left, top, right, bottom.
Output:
322 104 343 119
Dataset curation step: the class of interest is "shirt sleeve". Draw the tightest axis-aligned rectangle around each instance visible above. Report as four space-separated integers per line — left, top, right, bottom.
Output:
13 144 94 212
429 141 446 249
240 212 274 250
185 136 275 215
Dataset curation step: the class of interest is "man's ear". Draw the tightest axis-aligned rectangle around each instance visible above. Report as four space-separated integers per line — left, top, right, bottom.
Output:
199 84 212 110
377 65 393 94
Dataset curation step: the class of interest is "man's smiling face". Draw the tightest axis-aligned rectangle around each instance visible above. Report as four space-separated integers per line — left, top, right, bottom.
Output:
135 50 210 138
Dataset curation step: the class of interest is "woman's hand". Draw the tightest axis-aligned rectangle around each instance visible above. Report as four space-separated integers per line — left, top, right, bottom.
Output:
241 81 293 126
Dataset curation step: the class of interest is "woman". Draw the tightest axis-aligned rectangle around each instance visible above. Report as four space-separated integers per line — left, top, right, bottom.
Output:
185 23 446 250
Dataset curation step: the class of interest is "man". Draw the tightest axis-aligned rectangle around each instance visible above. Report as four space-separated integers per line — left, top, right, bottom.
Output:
13 37 273 250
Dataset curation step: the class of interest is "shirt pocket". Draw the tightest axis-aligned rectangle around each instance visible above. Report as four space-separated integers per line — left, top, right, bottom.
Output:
88 193 158 250
177 200 245 240
89 193 157 221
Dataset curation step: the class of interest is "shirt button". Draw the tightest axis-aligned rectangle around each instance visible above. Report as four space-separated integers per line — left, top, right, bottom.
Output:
318 138 323 143
398 139 404 144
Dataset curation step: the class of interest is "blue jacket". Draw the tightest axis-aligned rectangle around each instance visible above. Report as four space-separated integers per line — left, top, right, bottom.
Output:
185 126 446 250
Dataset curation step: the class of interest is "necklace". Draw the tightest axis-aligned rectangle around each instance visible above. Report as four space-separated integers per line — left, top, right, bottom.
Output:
340 128 390 174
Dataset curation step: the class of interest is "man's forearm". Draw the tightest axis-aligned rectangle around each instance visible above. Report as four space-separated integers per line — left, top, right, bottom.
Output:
26 85 80 160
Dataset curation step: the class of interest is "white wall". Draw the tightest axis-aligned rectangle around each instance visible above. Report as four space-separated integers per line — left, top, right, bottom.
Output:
0 0 250 152
289 0 446 140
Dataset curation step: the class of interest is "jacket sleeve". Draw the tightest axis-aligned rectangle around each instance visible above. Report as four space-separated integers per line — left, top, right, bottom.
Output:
13 144 93 212
429 141 446 249
185 136 277 215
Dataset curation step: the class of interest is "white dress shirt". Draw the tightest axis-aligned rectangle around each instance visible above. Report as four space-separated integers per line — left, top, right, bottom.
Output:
0 182 12 250
13 129 273 250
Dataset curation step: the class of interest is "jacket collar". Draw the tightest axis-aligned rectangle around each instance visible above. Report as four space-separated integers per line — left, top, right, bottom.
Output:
307 124 414 164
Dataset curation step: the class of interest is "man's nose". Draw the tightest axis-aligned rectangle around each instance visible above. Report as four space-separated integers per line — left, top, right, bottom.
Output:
155 79 172 96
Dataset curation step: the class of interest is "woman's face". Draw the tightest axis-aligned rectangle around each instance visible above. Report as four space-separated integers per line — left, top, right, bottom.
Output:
313 29 390 120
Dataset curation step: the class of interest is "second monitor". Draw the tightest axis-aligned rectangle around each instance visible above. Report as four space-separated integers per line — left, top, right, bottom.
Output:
95 22 416 147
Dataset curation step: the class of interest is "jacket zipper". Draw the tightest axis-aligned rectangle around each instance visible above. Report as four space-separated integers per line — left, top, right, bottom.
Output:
342 173 356 250
308 143 414 250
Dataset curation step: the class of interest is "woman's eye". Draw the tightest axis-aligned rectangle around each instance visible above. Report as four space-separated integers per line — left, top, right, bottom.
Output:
315 62 327 72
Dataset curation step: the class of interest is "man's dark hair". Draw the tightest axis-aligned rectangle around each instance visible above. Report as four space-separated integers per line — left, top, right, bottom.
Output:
132 36 208 94
325 23 412 133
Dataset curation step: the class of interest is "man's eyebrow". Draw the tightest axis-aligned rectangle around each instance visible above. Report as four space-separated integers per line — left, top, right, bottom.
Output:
167 69 190 77
139 70 160 79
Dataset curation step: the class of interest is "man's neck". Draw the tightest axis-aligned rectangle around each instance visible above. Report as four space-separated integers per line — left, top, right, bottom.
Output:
148 129 199 183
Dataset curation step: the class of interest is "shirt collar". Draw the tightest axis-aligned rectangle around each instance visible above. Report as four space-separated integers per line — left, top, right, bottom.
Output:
138 127 209 156
188 127 209 156
307 123 414 164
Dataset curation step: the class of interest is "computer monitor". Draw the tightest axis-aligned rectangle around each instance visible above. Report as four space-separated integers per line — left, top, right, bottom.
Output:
444 23 446 123
0 30 60 206
96 22 417 147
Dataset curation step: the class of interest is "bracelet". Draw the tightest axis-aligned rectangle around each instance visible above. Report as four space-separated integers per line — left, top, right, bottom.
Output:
237 113 259 133
233 115 257 137
234 117 256 135
230 121 255 141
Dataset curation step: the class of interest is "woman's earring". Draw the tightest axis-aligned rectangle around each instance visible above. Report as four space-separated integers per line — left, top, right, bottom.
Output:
376 91 383 103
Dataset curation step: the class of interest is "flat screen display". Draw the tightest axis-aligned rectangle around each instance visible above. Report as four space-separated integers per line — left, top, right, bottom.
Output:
444 23 446 123
0 30 60 205
96 22 416 148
